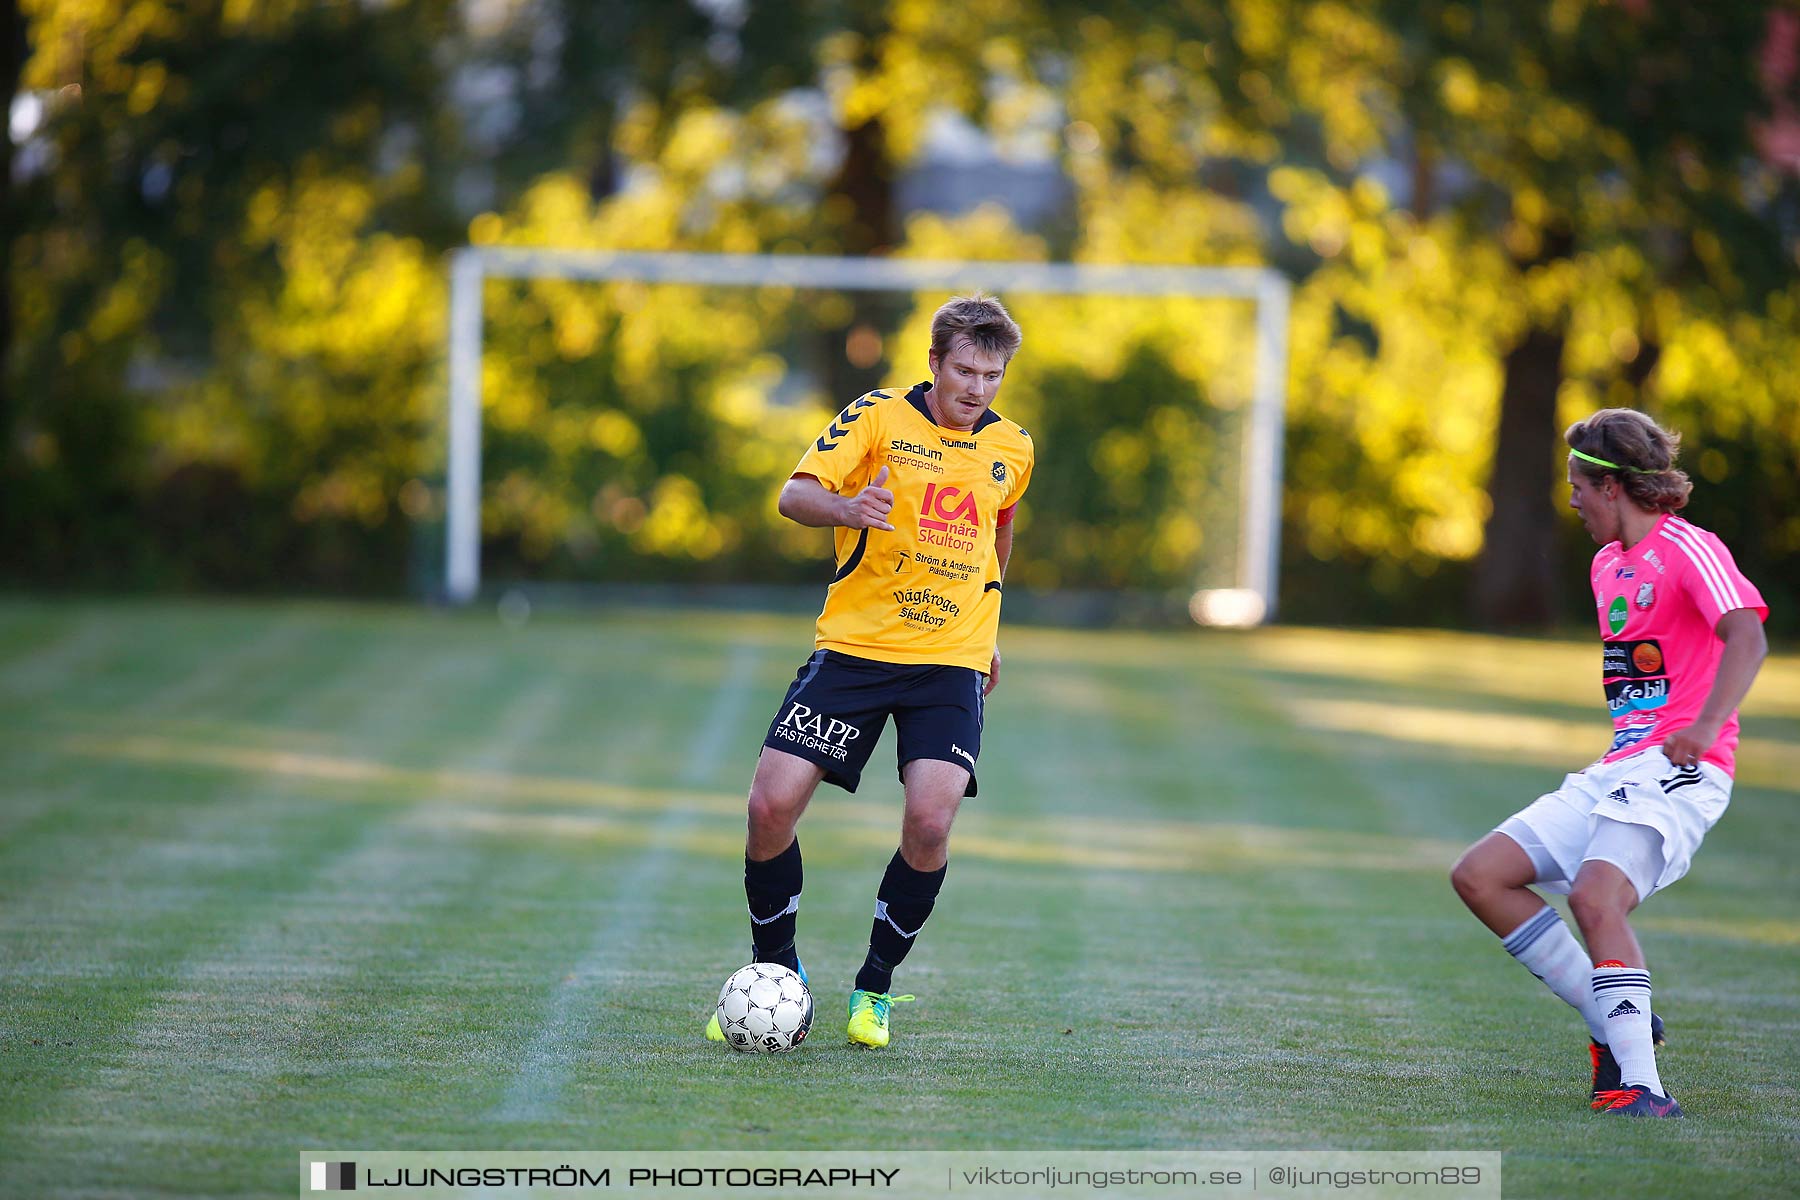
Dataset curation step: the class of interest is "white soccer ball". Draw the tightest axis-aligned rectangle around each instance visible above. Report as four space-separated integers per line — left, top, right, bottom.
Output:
716 962 813 1053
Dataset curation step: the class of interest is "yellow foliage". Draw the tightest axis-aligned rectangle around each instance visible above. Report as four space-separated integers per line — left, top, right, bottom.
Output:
489 472 575 560
132 165 447 512
710 358 785 428
22 0 181 91
293 465 390 527
125 59 166 114
1153 511 1204 565
88 239 164 341
589 412 643 459
664 109 741 177
1438 60 1482 117
635 475 720 559
900 205 1047 263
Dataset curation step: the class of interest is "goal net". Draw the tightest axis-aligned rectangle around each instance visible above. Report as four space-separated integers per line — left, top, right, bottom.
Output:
442 250 1289 625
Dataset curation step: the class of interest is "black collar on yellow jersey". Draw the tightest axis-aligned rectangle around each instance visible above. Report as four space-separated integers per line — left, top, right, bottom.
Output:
905 381 1003 434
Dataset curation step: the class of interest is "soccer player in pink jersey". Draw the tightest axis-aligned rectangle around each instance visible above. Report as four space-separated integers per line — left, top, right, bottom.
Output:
1450 408 1768 1118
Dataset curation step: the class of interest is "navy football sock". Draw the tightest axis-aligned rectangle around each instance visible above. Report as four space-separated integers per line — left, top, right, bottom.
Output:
745 838 802 973
855 850 945 994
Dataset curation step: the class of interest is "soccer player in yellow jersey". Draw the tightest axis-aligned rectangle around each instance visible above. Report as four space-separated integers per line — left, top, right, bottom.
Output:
705 294 1034 1048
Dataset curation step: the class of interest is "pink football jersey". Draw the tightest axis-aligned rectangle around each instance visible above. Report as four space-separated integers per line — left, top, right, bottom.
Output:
1590 514 1767 774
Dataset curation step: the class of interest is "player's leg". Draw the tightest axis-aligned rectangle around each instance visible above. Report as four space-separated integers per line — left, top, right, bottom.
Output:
747 649 887 972
867 758 965 984
847 667 982 1047
706 747 823 1042
1449 831 1548 936
1452 820 1612 1049
896 757 966 872
1449 786 1653 1104
1567 852 1647 967
846 759 964 1047
709 651 885 1042
744 746 827 972
1571 820 1679 1115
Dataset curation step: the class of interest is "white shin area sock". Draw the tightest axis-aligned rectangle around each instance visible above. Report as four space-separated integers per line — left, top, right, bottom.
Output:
1592 964 1663 1093
1502 907 1607 1043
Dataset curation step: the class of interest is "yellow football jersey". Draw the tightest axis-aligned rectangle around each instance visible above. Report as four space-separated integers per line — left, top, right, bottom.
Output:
789 382 1035 672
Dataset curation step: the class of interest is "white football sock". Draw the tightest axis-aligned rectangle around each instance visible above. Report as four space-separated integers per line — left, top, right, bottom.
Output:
1592 964 1663 1093
1502 906 1607 1043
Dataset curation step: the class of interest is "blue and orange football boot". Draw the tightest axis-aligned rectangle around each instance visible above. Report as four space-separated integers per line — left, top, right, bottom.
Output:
1592 1085 1683 1118
1589 1012 1666 1098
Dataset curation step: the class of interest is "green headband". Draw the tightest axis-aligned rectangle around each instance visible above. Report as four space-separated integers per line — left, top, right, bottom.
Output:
1570 447 1656 474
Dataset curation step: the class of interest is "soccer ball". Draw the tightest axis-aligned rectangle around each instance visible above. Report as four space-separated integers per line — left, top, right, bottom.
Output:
716 962 813 1053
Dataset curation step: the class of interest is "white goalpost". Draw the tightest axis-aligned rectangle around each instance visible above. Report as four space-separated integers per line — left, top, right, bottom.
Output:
444 249 1290 624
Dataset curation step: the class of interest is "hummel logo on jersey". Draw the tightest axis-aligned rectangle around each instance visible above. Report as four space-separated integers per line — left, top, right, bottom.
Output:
1607 786 1630 804
951 743 975 767
1608 1000 1642 1019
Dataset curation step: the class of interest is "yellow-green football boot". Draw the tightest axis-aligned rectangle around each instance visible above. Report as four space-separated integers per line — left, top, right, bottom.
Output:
846 989 914 1048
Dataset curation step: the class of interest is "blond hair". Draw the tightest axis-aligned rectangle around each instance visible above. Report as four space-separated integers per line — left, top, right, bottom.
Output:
929 294 1022 362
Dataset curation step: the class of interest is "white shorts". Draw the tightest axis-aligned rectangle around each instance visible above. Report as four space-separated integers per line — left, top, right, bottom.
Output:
1496 747 1731 903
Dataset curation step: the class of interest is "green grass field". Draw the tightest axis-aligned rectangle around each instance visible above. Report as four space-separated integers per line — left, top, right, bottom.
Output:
1 599 1796 1198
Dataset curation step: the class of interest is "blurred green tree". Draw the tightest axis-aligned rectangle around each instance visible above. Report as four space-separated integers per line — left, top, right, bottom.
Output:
8 0 462 586
1243 1 1797 626
1406 3 1790 628
4 0 1795 629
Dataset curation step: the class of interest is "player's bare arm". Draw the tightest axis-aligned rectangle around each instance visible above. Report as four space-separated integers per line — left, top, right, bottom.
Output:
778 467 895 531
1659 608 1768 767
985 521 1015 697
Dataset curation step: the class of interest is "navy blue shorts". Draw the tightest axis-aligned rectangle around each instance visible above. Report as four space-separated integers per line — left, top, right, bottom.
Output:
762 650 984 795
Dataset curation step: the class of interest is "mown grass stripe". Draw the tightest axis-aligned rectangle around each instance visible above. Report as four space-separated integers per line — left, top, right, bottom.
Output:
0 638 506 1186
0 610 122 698
25 659 586 1194
490 638 763 1123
